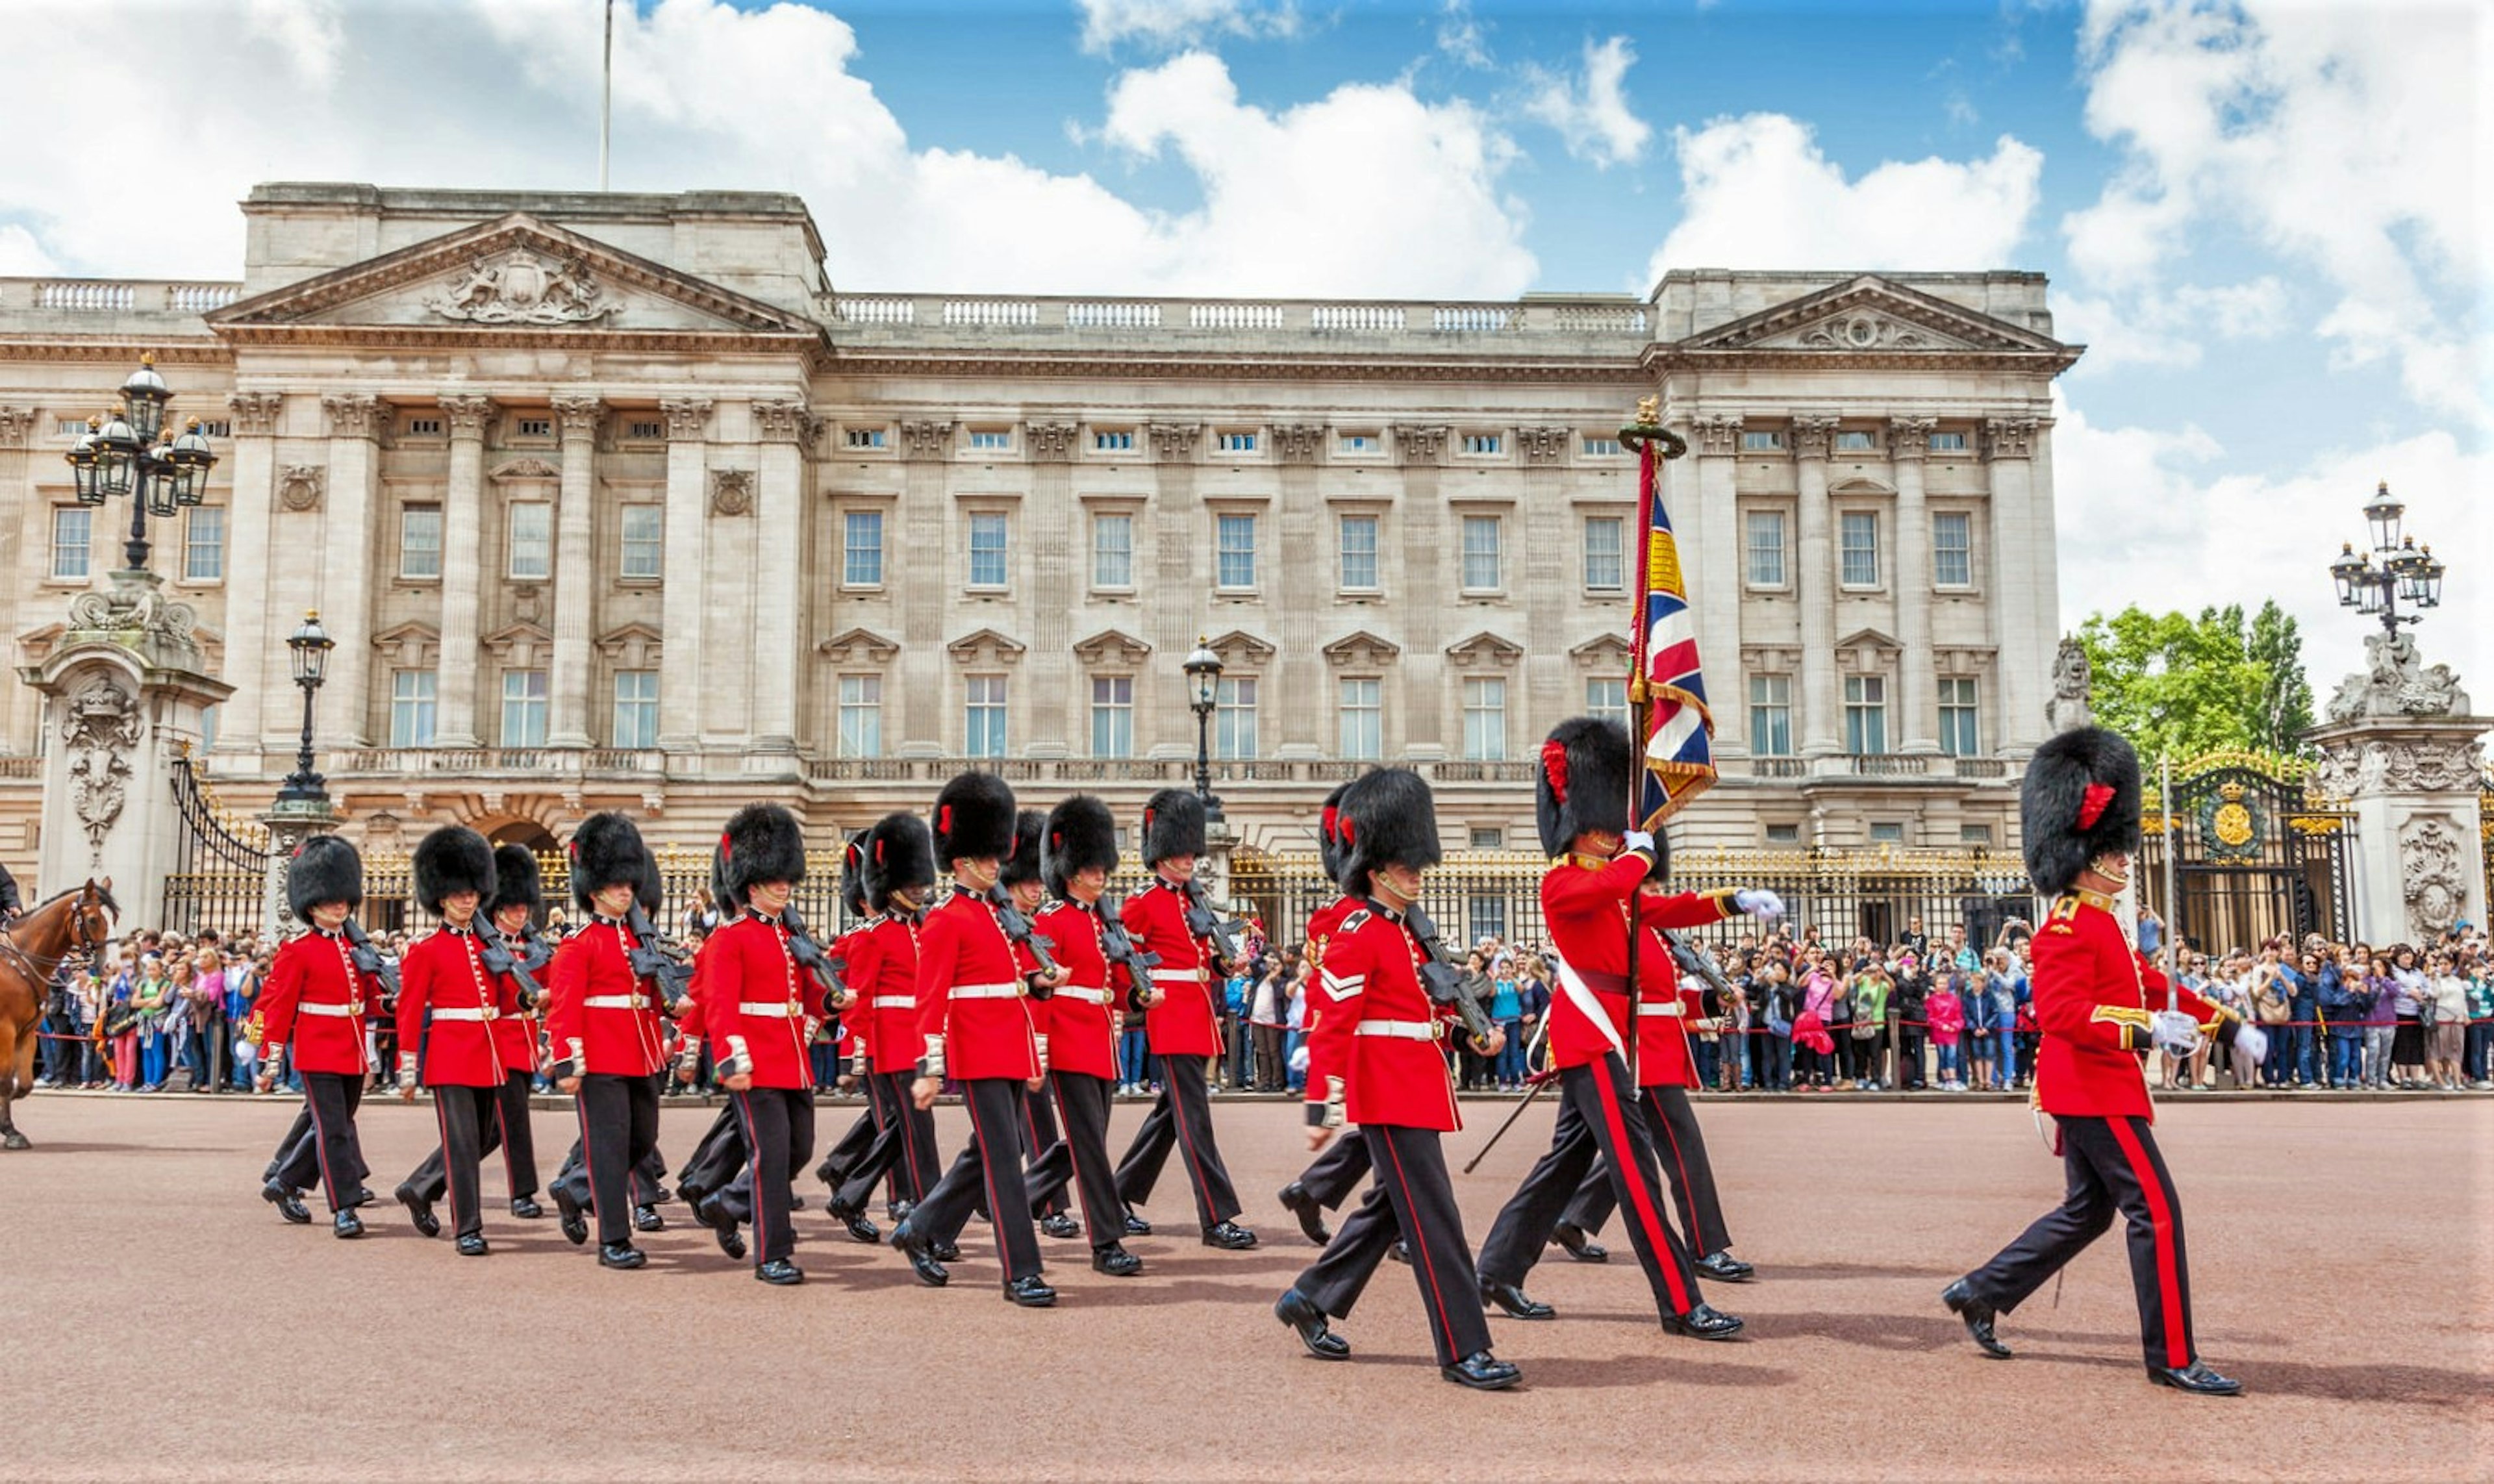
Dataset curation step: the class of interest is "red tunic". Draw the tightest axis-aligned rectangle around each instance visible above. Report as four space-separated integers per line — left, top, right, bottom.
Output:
1033 899 1120 1080
848 915 925 1076
1124 879 1220 1058
2033 890 2229 1122
914 888 1040 1082
258 929 383 1076
486 928 542 1077
1299 894 1361 1101
696 912 825 1090
394 927 517 1087
544 918 666 1077
1304 905 1461 1131
1541 851 1738 1074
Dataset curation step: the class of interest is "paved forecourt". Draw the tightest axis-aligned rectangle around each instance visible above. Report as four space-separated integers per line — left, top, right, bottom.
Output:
8 1092 2486 1482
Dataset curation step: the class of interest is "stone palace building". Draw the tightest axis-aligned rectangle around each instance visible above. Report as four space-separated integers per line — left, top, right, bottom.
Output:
0 182 2079 872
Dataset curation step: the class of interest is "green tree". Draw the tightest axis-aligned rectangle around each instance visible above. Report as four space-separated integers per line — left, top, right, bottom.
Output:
2244 599 2317 753
2074 605 2267 759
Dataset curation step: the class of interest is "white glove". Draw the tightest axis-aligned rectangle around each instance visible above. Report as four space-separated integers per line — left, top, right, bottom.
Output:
1733 888 1785 920
1289 1044 1310 1075
1621 831 1656 856
395 1053 419 1094
2230 1021 2268 1066
2149 1009 2203 1057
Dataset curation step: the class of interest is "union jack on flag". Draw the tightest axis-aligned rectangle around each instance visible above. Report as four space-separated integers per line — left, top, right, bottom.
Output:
1631 436 1717 828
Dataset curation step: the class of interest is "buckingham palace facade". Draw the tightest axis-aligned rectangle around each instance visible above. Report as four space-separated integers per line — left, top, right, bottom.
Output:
0 182 2079 868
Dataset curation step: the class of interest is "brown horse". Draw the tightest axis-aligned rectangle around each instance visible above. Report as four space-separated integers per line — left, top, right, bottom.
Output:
0 879 117 1150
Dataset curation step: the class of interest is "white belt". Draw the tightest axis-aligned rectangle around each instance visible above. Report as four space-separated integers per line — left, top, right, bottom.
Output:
432 1007 496 1023
1637 1002 1685 1018
583 994 649 1011
870 995 915 1010
1055 987 1110 1006
950 982 1022 1001
1355 1019 1441 1041
299 1003 362 1019
1150 969 1199 983
738 1001 798 1018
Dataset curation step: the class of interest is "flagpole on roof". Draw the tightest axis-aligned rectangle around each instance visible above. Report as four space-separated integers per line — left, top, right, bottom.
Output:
598 0 615 191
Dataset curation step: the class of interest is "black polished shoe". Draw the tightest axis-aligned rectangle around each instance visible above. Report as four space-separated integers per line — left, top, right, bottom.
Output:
1005 1274 1058 1307
1040 1211 1082 1240
455 1233 490 1257
695 1195 748 1261
1202 1219 1259 1250
932 1240 963 1263
1481 1277 1556 1321
2148 1360 2243 1396
1441 1351 1522 1390
1661 1302 1745 1340
1091 1244 1143 1277
888 1199 916 1226
890 1221 950 1288
332 1209 365 1239
824 1197 879 1244
632 1203 664 1233
646 1183 675 1205
262 1180 311 1225
1551 1223 1607 1263
755 1258 805 1287
553 1187 589 1247
394 1185 440 1239
1696 1250 1756 1283
1122 1210 1153 1237
1277 1182 1332 1244
1388 1239 1411 1264
509 1196 543 1220
349 1185 378 1209
598 1241 647 1270
1942 1279 2011 1359
1275 1288 1350 1360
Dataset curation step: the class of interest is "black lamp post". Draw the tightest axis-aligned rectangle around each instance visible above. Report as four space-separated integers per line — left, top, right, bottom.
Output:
2329 481 2444 636
63 353 217 572
1183 636 1224 823
275 611 335 805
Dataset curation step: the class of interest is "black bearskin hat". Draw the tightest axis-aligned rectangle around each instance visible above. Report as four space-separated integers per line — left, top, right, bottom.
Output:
1337 767 1442 898
567 811 653 912
1140 788 1205 866
933 771 1018 869
2021 726 2143 898
1316 779 1356 885
412 825 496 916
286 834 363 919
719 803 807 908
999 809 1047 890
1537 716 1635 858
1043 795 1118 900
862 812 936 914
488 844 542 920
839 830 869 918
636 851 666 918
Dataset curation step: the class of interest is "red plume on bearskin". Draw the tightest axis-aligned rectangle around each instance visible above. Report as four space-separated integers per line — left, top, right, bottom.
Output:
1315 778 1357 885
1535 716 1632 857
412 825 496 917
2020 725 2142 898
1042 794 1118 900
999 809 1047 890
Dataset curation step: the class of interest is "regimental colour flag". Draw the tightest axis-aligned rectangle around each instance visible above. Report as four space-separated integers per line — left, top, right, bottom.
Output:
1629 429 1718 828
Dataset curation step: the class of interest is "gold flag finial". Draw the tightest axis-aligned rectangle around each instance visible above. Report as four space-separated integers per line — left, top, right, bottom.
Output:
1633 394 1660 427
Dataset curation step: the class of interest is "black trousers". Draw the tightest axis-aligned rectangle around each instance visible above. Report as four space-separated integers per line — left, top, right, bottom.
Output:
812 1103 880 1192
1113 1053 1241 1227
677 1103 749 1211
1294 1124 1492 1366
570 1073 661 1246
1022 1072 1122 1250
418 1084 499 1239
912 1077 1043 1285
1476 1055 1703 1320
268 1101 373 1189
272 1072 366 1214
733 1086 815 1266
1556 1085 1734 1257
837 1068 938 1213
1296 1126 1373 1209
1963 1113 2200 1369
407 1071 542 1206
1022 1085 1067 1216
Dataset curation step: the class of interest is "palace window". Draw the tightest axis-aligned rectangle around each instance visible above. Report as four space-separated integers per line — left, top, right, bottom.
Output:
507 501 552 581
403 416 444 437
1839 511 1880 588
1339 514 1379 591
1090 676 1133 759
1461 514 1501 592
1745 510 1786 586
389 670 436 748
838 675 883 758
1092 512 1133 588
1870 822 1906 844
1338 678 1381 760
625 419 664 441
1461 433 1503 456
400 504 443 580
1215 431 1257 453
50 507 90 579
183 507 225 582
844 427 887 449
1586 676 1627 730
1216 513 1257 590
1929 431 1969 453
964 674 1008 757
514 416 552 439
966 512 1009 588
1933 512 1972 588
1581 436 1623 457
1583 516 1625 592
844 510 883 586
611 670 658 749
500 669 549 748
619 503 662 581
1339 433 1378 454
1939 676 1981 757
1093 429 1135 452
1845 675 1889 755
1835 429 1877 452
1749 674 1793 757
1766 823 1802 844
1739 430 1785 452
1462 677 1507 761
1469 827 1505 849
1215 676 1258 760
1960 824 1994 846
967 429 1013 452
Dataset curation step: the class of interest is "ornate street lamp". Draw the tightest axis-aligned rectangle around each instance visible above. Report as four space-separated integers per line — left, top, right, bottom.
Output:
58 353 218 571
2331 480 2444 637
275 611 334 805
1183 635 1225 823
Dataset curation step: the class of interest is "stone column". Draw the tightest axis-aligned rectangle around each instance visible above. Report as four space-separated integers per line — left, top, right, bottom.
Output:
548 395 604 749
0 407 34 753
1392 425 1449 759
1982 417 2041 753
656 398 711 752
896 420 954 755
1689 415 1745 753
1890 417 1939 754
214 393 284 764
1146 422 1205 759
1025 421 1079 755
749 398 810 754
1791 414 1841 758
2311 705 2487 944
433 394 496 749
320 394 383 747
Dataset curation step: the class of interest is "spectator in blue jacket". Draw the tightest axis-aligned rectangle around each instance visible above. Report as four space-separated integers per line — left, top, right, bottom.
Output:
2319 945 2365 1088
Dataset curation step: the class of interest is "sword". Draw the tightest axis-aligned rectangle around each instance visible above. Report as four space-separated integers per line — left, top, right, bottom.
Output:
1462 1066 1560 1175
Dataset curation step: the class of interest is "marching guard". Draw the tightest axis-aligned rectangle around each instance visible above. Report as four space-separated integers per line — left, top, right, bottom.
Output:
1271 768 1517 1389
809 831 887 1243
1472 717 1778 1339
999 809 1077 1240
1275 779 1383 1246
675 840 754 1259
1111 789 1257 1249
389 827 516 1255
825 812 944 1240
1944 727 2264 1395
1019 795 1145 1276
255 836 388 1239
890 773 1056 1305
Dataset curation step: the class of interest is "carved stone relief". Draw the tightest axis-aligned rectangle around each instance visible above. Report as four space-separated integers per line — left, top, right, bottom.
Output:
1026 422 1078 461
427 250 621 325
2397 814 2467 938
60 672 142 864
2314 736 2484 798
710 468 755 517
2047 636 2093 733
1272 425 1324 465
2324 629 2471 722
278 465 326 512
1517 427 1570 464
225 391 284 436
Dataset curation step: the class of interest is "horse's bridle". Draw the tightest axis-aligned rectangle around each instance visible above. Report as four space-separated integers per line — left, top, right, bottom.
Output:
0 886 110 988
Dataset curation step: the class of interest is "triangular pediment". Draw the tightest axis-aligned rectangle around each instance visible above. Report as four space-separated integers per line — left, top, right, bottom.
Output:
481 619 555 666
1837 627 1902 653
1206 629 1276 667
1322 630 1401 668
818 626 900 664
1444 630 1524 667
1683 276 2065 355
1568 633 1632 668
946 627 1027 665
208 214 824 343
594 622 665 666
1071 628 1152 667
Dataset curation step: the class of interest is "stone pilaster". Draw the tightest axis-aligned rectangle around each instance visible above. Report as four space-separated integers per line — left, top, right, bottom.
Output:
749 398 809 754
0 407 32 753
433 394 496 748
1983 416 2041 753
1791 414 1840 757
1689 414 1745 753
213 392 284 762
547 394 604 749
656 397 711 751
319 392 383 747
1891 416 1939 754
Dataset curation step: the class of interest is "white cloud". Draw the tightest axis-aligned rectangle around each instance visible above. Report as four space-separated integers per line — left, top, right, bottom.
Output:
242 0 346 88
1645 114 2042 280
2052 390 2489 699
1075 0 1300 54
0 226 57 277
0 0 1532 298
2063 1 2489 425
1519 36 1651 169
2056 274 2288 373
1436 0 1491 69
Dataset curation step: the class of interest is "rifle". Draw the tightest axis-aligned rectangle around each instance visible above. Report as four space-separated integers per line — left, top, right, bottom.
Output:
1180 879 1248 969
1402 901 1498 1053
480 927 549 1009
623 903 696 1011
1664 931 1738 1019
1097 894 1163 1009
985 886 1059 992
340 918 401 1002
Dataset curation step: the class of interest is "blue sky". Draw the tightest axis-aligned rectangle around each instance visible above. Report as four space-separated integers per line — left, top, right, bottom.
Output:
0 0 2483 701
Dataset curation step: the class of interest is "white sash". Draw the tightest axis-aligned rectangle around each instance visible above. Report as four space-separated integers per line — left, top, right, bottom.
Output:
1554 959 1625 1057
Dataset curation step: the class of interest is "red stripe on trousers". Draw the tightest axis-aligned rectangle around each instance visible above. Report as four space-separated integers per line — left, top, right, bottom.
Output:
1591 1055 1691 1313
2105 1116 2189 1368
1377 1131 1459 1363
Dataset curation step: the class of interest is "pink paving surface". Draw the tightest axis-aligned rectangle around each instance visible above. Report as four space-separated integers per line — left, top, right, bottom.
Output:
6 1091 2487 1482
